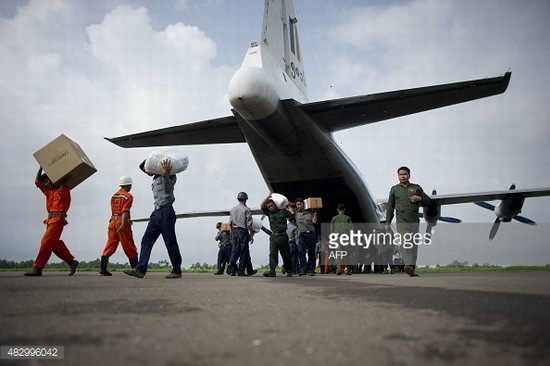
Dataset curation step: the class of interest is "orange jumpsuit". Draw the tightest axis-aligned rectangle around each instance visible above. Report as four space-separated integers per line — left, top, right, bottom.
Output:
34 180 75 269
101 188 138 260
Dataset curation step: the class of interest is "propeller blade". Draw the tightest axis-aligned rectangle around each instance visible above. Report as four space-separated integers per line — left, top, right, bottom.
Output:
513 215 537 226
439 217 462 223
474 201 496 211
489 218 501 240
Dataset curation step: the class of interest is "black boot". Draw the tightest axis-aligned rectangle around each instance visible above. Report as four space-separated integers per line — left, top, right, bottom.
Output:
228 262 237 276
99 256 112 276
24 267 42 276
129 258 138 268
68 260 79 276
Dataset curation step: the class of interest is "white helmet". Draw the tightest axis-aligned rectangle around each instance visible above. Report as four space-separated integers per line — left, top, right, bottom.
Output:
118 175 133 186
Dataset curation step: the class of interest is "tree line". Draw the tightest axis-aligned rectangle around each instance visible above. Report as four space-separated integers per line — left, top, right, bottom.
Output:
0 258 219 270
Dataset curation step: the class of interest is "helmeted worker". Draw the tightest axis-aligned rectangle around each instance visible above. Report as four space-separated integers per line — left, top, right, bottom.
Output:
99 175 138 276
25 167 79 276
228 191 256 276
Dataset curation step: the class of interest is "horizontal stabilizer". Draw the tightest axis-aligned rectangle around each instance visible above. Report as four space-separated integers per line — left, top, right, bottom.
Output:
299 72 511 132
106 116 244 148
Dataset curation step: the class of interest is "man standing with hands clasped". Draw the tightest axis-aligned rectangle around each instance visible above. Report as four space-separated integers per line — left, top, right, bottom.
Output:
124 159 183 279
384 166 430 277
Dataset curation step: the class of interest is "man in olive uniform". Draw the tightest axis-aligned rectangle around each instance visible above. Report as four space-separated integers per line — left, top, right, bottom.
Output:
384 166 430 277
260 194 293 277
330 203 354 275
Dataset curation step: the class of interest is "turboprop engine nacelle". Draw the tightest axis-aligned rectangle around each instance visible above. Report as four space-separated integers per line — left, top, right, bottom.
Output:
494 197 525 222
422 205 440 226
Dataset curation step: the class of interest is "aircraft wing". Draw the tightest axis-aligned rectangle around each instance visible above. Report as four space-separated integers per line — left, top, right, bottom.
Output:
427 187 550 206
378 187 550 209
132 208 264 223
299 72 511 132
106 116 244 148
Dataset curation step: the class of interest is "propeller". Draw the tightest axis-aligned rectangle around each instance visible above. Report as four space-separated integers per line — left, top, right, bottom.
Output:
421 189 462 235
474 183 537 240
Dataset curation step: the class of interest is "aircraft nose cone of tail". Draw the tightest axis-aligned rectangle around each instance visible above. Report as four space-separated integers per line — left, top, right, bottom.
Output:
229 66 279 121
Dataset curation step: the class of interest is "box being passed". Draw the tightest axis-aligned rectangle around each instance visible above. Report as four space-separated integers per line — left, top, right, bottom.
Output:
305 197 323 210
33 134 97 189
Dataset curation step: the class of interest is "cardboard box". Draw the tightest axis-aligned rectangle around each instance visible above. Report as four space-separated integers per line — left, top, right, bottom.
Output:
220 223 232 232
33 134 97 189
305 197 323 210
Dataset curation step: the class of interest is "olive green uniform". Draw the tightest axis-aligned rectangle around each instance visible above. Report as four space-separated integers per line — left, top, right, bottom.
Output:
262 207 293 274
385 183 430 266
330 214 354 267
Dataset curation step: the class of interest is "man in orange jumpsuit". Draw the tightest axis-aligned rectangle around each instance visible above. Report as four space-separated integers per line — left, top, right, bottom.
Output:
99 176 138 276
25 167 79 276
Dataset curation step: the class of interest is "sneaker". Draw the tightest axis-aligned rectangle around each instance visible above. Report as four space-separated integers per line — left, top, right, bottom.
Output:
166 272 182 279
99 271 112 276
263 271 276 277
404 265 417 277
307 272 315 276
24 268 42 276
247 270 258 276
236 271 248 276
298 272 306 276
123 268 145 278
68 260 79 276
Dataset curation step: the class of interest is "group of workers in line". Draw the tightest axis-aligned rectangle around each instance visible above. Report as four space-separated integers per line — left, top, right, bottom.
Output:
214 166 430 278
25 161 429 279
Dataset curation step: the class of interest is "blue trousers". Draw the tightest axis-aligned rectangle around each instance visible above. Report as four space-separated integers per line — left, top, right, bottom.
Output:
289 240 299 273
217 245 232 272
136 205 182 274
298 232 317 274
230 228 253 273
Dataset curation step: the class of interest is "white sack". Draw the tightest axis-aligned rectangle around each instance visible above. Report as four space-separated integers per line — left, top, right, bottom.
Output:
270 193 288 209
252 217 264 233
145 149 189 175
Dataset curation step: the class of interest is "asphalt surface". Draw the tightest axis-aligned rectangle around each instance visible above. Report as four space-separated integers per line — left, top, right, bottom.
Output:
1 270 549 366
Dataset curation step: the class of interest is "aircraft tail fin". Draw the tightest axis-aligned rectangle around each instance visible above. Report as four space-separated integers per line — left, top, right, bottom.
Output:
261 0 308 99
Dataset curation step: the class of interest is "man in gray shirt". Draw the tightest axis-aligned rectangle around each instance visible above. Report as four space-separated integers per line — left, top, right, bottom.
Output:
228 191 256 276
124 159 183 279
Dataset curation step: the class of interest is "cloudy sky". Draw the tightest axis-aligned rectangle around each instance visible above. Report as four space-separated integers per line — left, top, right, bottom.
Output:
1 0 549 268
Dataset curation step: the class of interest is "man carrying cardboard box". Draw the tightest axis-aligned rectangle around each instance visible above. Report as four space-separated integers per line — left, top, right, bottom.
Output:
25 167 79 276
289 198 318 276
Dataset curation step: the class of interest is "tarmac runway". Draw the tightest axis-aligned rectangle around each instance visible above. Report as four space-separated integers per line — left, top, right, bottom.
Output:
1 270 549 366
